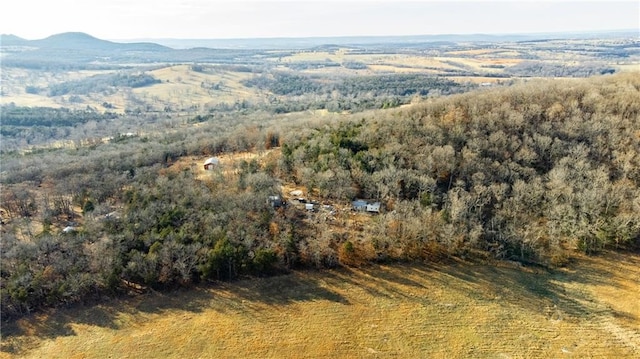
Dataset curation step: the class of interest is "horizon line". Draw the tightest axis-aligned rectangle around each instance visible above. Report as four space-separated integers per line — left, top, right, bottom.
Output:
2 28 638 42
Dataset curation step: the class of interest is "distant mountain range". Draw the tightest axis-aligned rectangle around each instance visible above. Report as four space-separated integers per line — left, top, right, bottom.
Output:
2 30 638 51
1 30 637 69
1 32 169 51
0 32 243 69
132 30 639 49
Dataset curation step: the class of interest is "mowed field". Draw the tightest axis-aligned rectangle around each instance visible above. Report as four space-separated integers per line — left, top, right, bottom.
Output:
2 251 638 358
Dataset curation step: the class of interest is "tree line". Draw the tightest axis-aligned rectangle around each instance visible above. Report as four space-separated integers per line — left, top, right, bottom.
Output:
243 72 472 98
46 72 161 96
1 105 117 127
241 72 475 113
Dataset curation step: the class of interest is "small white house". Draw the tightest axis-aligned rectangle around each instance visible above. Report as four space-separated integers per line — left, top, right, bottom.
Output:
352 199 381 213
203 157 220 170
366 202 381 213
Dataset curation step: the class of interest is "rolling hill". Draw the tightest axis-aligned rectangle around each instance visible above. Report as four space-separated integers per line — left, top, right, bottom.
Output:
0 34 28 46
0 32 173 69
1 32 169 51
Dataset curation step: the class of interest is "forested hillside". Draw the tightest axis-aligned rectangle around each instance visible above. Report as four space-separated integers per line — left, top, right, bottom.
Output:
277 73 640 263
1 73 638 320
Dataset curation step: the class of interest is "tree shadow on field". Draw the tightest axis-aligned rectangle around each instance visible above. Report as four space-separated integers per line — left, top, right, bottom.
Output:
3 252 637 355
402 251 640 323
1 302 126 355
204 272 350 318
292 251 640 330
1 273 349 355
318 263 431 301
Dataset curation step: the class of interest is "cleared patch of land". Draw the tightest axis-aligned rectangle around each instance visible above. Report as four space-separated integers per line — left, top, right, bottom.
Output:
2 251 638 358
0 65 263 113
135 65 261 108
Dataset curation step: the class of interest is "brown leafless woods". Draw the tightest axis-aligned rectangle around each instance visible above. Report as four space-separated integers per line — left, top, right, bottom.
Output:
1 73 639 319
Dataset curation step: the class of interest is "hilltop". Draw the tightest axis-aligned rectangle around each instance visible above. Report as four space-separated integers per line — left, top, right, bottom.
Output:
0 34 28 46
1 32 169 51
0 32 173 69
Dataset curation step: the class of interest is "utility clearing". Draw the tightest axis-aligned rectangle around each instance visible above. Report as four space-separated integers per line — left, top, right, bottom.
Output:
2 251 638 358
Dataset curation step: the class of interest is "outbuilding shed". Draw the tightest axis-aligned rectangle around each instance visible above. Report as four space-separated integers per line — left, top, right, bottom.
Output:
352 199 368 211
204 157 220 170
352 199 382 213
366 202 381 213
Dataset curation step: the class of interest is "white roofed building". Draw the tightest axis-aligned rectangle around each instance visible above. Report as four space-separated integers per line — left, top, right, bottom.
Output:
204 157 220 170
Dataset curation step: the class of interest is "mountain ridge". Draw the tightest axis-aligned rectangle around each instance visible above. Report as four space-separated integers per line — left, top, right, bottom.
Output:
122 29 639 49
0 34 28 46
1 31 170 52
2 29 637 50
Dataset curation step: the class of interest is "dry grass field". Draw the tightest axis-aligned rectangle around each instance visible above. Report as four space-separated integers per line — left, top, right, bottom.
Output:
0 65 263 113
0 68 104 108
134 65 261 109
2 251 638 358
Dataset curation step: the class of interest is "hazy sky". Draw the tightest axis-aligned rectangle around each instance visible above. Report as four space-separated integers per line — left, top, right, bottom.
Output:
1 0 638 40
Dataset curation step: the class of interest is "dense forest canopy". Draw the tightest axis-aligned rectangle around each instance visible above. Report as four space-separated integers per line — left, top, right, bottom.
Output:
1 105 118 127
240 72 476 113
242 73 468 97
1 73 639 320
277 73 640 262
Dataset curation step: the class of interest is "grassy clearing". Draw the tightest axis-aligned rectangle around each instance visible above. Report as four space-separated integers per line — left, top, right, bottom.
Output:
446 76 506 84
2 251 638 358
138 65 261 107
167 149 278 181
617 63 640 73
280 52 470 75
0 68 109 108
278 50 347 63
367 65 435 74
0 65 262 112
